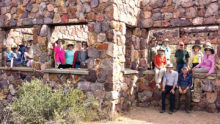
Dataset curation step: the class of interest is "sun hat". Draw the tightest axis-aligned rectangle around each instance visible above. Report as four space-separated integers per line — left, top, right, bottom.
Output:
163 38 170 42
56 39 65 44
157 47 165 51
11 44 18 49
192 40 201 49
182 65 188 70
205 46 215 54
205 42 212 48
67 41 74 46
166 63 174 68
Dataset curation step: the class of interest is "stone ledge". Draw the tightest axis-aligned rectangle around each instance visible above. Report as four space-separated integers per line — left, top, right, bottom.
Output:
142 70 155 75
123 68 139 75
43 68 89 75
0 67 34 72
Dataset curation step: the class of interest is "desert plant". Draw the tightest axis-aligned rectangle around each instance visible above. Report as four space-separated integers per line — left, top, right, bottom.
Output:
9 79 103 123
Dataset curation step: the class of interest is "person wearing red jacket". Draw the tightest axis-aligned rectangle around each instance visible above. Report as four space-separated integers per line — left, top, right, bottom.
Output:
154 47 167 89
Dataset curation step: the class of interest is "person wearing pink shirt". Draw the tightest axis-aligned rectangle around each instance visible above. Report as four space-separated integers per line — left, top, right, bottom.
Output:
192 46 216 77
54 39 65 68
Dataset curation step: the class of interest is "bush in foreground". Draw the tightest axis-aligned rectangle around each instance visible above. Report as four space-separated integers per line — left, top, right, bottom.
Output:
9 80 103 123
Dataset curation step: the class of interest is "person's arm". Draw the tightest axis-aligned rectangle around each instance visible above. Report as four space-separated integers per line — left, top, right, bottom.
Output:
194 57 205 69
207 55 216 75
72 51 77 68
186 51 190 67
148 48 152 63
186 74 192 90
162 73 166 91
3 52 6 67
154 55 159 68
164 56 167 67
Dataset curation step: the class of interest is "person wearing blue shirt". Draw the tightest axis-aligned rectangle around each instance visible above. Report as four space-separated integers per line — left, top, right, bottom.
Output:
19 40 27 65
160 63 178 114
175 65 192 113
11 45 22 66
65 41 75 68
162 38 171 62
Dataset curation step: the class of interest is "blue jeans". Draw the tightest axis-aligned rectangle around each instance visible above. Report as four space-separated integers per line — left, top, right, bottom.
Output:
177 64 186 73
162 85 175 111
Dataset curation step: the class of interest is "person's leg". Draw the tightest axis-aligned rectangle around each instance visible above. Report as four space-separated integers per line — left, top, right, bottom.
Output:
175 88 180 110
155 67 160 85
170 89 175 112
185 89 191 112
152 62 155 69
161 86 170 111
158 68 166 83
193 68 208 73
177 64 182 73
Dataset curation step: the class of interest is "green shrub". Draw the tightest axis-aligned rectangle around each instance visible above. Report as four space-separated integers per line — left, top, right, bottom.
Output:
9 80 103 123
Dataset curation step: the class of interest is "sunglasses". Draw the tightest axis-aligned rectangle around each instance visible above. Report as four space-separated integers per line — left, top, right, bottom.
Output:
180 44 184 46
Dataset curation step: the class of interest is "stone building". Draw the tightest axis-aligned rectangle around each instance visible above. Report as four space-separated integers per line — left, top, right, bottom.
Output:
0 0 220 115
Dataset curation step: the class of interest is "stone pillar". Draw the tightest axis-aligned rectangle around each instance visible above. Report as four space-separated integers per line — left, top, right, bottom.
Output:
0 28 6 66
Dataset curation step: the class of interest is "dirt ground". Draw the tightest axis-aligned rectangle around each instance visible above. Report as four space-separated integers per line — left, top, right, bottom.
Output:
87 107 220 124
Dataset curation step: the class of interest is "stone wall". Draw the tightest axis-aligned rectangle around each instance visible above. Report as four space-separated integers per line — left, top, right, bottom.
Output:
0 0 220 115
140 0 219 28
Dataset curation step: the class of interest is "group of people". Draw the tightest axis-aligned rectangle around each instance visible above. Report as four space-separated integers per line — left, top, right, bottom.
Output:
3 40 33 67
53 39 89 69
148 37 216 114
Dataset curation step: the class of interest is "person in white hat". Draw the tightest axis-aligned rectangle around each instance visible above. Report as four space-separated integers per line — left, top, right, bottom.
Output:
154 47 167 89
64 41 75 68
160 63 178 114
162 38 171 62
193 45 216 77
10 44 22 67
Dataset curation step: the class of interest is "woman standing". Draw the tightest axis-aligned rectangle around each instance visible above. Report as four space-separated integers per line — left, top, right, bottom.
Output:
64 41 75 68
54 39 65 68
190 40 203 68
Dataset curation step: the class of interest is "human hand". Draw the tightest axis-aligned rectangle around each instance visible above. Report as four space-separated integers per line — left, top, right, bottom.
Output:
205 73 209 77
162 88 165 92
170 89 175 94
179 88 183 94
183 89 187 94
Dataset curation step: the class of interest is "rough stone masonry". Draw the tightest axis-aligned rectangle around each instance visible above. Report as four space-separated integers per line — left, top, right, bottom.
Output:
0 0 220 115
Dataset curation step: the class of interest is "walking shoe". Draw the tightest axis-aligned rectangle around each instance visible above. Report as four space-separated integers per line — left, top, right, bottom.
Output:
185 110 190 114
160 109 165 113
168 111 173 114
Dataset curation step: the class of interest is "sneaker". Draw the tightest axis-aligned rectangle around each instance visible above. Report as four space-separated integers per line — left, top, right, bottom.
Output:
185 110 190 114
156 84 161 89
168 111 173 114
160 109 165 113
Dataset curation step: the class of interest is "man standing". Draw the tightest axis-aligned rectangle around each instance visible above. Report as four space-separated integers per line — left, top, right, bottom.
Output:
175 41 190 73
175 66 192 113
160 63 178 114
148 37 159 69
162 38 171 63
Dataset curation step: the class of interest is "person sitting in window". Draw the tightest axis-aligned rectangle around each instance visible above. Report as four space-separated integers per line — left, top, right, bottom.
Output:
3 46 12 67
11 44 22 67
175 66 192 113
18 40 27 66
54 39 65 68
60 41 75 68
73 42 89 68
24 45 34 67
190 40 203 68
154 47 167 89
193 46 216 77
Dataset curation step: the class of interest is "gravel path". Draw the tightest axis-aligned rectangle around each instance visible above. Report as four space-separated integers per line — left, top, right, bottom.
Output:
87 107 220 124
